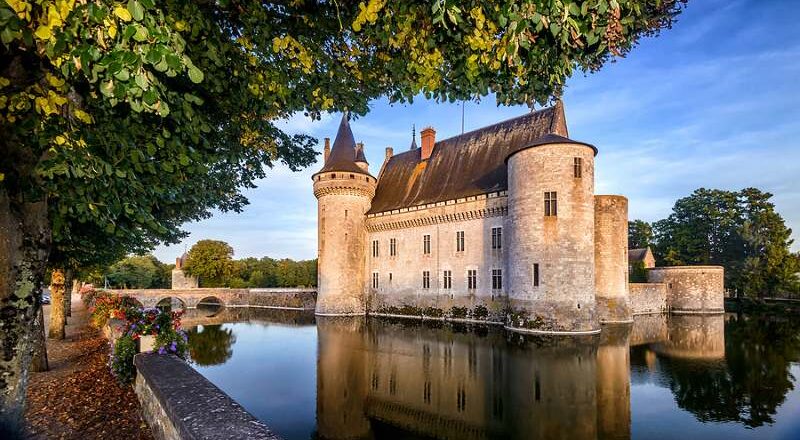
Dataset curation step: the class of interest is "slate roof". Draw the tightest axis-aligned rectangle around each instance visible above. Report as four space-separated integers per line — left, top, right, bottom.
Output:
629 248 652 262
316 113 373 176
367 101 595 214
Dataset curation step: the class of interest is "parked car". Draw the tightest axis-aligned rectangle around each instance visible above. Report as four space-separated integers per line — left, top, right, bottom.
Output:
42 289 51 305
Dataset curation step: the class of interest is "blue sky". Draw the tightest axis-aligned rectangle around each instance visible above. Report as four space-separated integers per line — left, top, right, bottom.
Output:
154 0 800 263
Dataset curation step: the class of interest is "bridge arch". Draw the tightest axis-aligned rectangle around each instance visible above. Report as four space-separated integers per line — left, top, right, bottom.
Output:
194 296 225 317
155 296 187 312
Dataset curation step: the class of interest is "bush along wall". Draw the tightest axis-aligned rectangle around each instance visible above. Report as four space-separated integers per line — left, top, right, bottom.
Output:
86 289 188 384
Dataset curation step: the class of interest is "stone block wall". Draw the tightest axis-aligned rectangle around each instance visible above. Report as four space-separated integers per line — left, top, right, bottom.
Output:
629 283 667 315
647 266 724 313
248 288 316 310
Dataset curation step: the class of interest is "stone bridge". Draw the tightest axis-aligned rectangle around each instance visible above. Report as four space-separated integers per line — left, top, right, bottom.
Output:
106 287 316 310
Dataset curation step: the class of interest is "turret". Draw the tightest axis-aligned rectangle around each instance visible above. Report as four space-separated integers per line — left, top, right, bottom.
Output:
505 131 599 334
313 113 377 315
594 195 632 323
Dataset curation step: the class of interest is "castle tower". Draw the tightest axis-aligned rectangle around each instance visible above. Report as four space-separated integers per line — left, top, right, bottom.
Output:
594 195 632 323
313 114 377 315
505 132 599 334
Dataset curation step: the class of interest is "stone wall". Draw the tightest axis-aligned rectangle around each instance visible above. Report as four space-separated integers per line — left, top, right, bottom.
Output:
594 195 631 323
134 353 281 440
506 143 597 333
629 283 667 315
365 192 508 322
647 266 724 313
171 268 198 289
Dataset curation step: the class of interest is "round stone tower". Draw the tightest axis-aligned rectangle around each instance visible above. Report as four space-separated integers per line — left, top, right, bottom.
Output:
505 134 599 334
594 195 632 323
313 114 376 315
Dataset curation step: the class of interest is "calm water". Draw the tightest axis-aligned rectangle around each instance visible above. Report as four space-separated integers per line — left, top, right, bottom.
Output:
183 308 800 440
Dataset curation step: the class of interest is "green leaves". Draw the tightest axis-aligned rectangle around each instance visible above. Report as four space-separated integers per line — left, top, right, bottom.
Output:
127 0 144 22
187 65 203 83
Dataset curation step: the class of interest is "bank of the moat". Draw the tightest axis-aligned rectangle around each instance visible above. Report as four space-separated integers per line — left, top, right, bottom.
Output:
182 307 800 440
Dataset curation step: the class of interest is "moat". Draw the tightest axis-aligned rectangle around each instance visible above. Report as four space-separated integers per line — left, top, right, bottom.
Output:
183 308 800 440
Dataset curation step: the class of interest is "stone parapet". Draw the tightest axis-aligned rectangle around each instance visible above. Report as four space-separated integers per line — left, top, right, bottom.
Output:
134 353 281 440
647 266 724 313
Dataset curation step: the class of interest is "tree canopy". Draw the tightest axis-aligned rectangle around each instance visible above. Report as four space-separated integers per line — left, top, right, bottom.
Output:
628 219 653 249
105 254 170 289
1 0 688 267
183 239 235 287
648 188 798 298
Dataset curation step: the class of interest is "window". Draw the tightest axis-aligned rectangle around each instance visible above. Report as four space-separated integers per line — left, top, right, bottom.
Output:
492 269 502 290
371 372 379 390
456 231 465 252
389 273 393 283
422 271 431 289
534 373 541 402
544 191 558 217
574 157 582 178
443 270 452 289
533 263 540 287
389 371 397 395
372 272 379 289
467 270 477 290
423 234 431 254
350 174 355 179
491 227 502 250
389 238 397 256
372 240 379 258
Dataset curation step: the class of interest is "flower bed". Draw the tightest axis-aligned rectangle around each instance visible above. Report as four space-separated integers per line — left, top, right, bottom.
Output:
84 288 188 384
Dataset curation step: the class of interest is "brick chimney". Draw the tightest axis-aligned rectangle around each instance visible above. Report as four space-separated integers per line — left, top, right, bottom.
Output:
323 137 331 162
420 127 436 160
385 147 393 160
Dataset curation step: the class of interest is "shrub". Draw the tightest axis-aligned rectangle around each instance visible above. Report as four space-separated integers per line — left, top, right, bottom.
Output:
111 335 137 384
472 305 489 320
422 307 444 318
450 306 468 319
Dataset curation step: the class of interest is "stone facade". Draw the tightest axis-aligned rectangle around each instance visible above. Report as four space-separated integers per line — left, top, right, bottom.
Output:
171 253 198 289
366 193 508 322
314 105 724 334
594 195 631 323
647 266 724 313
629 283 667 315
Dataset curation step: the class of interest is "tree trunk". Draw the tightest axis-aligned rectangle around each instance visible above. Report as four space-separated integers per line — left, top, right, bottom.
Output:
0 188 50 435
30 307 49 373
48 269 66 340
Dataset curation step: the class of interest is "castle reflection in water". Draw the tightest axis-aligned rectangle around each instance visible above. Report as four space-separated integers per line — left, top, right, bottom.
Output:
183 307 800 440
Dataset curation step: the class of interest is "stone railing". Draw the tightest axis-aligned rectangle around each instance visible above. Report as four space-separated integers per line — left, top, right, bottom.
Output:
134 353 282 440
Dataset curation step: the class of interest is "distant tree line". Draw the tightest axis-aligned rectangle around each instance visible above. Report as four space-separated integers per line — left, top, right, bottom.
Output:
101 239 317 289
629 188 800 299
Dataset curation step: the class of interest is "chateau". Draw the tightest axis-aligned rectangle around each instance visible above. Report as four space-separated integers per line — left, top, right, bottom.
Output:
312 102 723 334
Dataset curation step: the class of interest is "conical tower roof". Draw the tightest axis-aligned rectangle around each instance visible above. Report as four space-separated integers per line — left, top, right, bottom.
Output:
317 113 372 176
355 143 368 164
409 124 418 150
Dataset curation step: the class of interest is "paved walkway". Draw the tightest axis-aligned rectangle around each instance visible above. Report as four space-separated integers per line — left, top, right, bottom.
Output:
24 294 153 439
